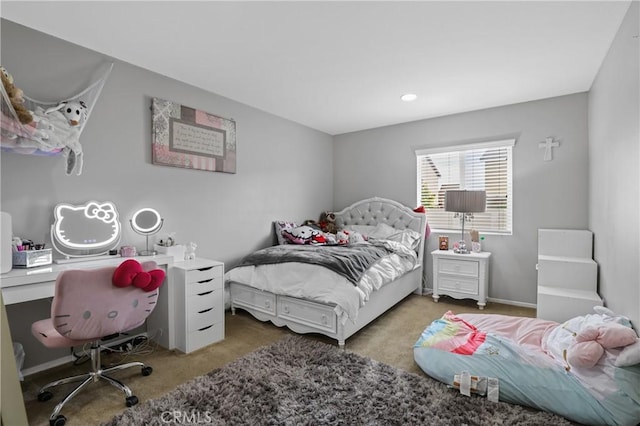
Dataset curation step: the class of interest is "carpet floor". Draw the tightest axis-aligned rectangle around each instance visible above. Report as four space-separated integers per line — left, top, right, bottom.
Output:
104 335 573 425
21 294 558 425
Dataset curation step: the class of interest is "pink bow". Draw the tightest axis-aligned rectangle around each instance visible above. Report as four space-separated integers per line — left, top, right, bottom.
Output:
112 259 165 292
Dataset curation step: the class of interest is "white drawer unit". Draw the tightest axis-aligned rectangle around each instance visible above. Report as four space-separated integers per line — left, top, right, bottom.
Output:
431 249 491 309
173 258 224 353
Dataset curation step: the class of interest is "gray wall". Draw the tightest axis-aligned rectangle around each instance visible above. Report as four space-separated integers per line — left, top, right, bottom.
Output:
588 1 639 330
334 93 590 306
1 20 333 369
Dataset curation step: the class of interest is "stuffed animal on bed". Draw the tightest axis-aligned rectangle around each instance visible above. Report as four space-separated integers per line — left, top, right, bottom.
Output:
318 211 338 234
0 66 33 124
283 225 326 245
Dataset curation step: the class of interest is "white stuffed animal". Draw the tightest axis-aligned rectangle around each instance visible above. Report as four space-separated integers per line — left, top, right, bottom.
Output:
41 100 88 175
46 100 88 127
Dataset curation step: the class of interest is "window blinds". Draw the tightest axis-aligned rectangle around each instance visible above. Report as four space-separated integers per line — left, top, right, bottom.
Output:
415 139 514 234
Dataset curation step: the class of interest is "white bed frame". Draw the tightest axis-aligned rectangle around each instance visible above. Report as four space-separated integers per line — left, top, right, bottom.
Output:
229 197 427 347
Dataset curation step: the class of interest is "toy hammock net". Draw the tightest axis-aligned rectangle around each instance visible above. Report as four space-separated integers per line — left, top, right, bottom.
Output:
0 62 113 175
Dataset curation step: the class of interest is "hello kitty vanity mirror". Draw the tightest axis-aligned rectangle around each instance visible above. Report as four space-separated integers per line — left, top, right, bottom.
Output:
51 200 122 259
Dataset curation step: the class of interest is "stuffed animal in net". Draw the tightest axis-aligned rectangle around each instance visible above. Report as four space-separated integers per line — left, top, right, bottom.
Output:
0 66 33 124
318 211 338 234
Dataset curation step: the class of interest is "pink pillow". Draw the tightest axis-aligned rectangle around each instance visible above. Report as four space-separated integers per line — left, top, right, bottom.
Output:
283 225 326 245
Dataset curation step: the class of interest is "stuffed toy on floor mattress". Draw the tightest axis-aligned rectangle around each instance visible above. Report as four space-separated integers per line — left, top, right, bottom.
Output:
414 308 640 426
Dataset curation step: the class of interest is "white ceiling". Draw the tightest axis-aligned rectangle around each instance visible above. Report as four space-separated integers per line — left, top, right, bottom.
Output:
1 1 631 135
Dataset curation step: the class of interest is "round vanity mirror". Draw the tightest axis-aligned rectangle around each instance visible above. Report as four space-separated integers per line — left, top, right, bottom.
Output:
130 208 163 255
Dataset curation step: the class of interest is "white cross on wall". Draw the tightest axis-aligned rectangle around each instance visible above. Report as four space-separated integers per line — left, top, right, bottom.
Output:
539 137 559 161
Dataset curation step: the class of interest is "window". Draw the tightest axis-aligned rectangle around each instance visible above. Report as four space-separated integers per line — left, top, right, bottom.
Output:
415 139 514 234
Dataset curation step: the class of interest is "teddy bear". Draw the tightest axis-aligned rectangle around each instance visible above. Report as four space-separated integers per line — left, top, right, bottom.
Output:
0 66 33 124
318 211 338 234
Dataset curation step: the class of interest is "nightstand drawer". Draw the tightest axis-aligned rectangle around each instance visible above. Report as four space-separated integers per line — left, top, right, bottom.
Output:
186 265 221 284
439 275 478 295
438 259 478 277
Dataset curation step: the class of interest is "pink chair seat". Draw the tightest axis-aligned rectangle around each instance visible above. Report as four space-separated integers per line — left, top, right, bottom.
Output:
32 318 95 348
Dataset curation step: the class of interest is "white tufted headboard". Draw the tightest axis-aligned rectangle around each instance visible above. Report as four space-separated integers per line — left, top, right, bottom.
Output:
334 197 428 266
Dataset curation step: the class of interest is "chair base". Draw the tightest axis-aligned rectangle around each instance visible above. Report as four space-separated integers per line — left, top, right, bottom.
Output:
37 341 152 426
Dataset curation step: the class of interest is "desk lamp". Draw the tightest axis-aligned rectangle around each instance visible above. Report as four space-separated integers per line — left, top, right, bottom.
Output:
445 190 486 254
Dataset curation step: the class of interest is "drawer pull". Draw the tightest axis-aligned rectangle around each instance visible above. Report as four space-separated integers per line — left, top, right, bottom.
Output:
197 290 213 296
321 314 327 325
198 307 213 314
198 278 214 284
198 266 214 272
198 324 213 331
283 305 290 314
265 300 271 309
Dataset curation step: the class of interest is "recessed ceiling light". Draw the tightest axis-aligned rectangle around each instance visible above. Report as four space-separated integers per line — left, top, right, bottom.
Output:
401 93 417 102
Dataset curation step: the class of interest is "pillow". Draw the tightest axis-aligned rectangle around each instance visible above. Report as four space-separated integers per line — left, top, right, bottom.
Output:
283 225 326 245
342 224 377 236
274 221 297 245
615 338 640 367
368 223 422 250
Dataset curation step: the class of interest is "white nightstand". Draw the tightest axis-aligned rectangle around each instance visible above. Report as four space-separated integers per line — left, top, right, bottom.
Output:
431 249 491 309
173 258 225 353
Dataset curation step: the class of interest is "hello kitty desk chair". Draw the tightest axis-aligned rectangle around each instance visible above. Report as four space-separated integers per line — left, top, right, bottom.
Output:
31 259 165 426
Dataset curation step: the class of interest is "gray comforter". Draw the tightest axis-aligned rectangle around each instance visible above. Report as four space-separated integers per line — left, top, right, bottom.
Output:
238 242 394 285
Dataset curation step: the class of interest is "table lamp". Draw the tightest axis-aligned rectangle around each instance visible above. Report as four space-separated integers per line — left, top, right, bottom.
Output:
445 190 486 254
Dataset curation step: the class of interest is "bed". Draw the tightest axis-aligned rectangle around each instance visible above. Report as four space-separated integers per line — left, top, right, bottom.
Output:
414 308 640 425
226 197 428 347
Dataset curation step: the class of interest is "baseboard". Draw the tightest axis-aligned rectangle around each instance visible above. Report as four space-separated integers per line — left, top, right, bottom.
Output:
487 297 536 309
421 288 537 309
22 331 150 377
22 355 75 377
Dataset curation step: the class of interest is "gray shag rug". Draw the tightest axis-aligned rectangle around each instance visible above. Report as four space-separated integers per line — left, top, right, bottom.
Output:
104 336 573 425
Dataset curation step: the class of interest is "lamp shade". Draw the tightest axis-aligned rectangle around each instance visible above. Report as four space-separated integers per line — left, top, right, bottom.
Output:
445 190 486 213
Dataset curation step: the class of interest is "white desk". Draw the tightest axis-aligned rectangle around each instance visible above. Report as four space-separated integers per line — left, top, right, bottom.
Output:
1 255 176 353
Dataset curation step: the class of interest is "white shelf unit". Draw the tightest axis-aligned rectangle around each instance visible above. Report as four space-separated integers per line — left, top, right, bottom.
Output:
536 229 602 323
173 258 225 353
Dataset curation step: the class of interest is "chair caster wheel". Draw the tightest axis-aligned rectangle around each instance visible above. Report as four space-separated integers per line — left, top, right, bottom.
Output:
141 366 153 376
50 414 66 426
126 395 139 407
38 391 53 402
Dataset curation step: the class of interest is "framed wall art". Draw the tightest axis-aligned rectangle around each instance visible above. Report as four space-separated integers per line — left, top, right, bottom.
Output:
151 97 236 173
